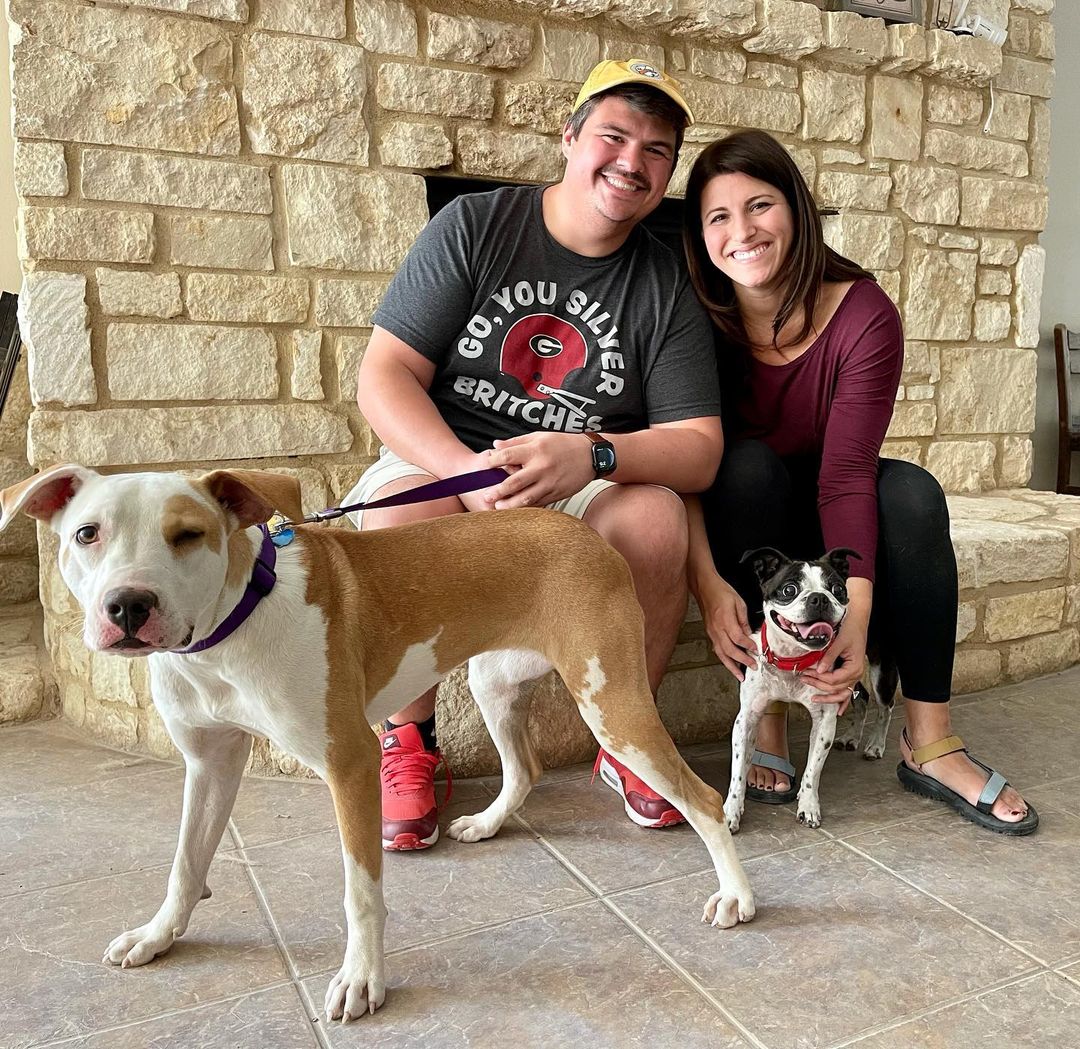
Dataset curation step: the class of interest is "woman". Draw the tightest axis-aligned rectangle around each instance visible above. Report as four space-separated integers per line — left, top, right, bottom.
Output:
682 129 1036 834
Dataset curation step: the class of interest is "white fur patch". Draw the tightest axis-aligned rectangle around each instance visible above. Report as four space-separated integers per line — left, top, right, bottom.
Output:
366 633 445 725
579 655 607 704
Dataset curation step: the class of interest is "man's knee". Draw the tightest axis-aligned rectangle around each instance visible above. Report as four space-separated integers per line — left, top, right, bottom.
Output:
585 485 688 575
360 476 465 531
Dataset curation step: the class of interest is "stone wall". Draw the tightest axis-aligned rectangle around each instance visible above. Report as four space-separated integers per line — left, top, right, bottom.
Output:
4 0 1062 770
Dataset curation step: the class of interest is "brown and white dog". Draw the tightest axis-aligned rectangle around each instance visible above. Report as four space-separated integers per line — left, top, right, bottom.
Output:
0 465 755 1022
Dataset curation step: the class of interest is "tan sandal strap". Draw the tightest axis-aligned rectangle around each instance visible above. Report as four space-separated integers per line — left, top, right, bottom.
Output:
764 700 788 716
910 734 966 766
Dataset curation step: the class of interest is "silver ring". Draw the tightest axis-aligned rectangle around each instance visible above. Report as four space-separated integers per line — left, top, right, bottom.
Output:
847 686 856 699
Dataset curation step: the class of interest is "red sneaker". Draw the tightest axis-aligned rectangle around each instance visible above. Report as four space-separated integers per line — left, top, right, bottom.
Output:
593 749 685 828
379 723 452 851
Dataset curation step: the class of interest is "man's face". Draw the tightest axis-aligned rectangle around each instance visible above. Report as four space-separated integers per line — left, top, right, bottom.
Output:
561 95 678 232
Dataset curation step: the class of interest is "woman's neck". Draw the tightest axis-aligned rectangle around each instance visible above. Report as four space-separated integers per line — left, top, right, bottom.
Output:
735 283 802 348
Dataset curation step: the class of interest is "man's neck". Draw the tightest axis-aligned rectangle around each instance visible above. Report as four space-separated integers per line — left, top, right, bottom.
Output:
541 183 635 258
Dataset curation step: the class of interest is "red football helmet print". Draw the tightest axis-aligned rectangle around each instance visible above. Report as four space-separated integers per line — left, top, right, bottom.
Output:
499 314 588 399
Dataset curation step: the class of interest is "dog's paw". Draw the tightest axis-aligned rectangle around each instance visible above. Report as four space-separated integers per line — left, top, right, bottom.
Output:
796 797 822 829
447 811 501 844
102 923 176 968
722 800 742 835
862 740 887 760
325 957 386 1022
702 887 756 928
833 725 860 751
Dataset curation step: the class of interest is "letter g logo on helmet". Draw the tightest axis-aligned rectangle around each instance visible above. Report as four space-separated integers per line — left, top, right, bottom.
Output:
499 314 588 399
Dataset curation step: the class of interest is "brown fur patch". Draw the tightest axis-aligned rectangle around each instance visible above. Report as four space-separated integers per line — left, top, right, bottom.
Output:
225 529 257 592
162 494 223 556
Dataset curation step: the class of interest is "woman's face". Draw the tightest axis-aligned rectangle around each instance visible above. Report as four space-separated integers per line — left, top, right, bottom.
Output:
699 172 794 293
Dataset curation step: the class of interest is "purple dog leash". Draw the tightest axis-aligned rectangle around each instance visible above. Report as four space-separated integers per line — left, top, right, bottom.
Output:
176 467 508 655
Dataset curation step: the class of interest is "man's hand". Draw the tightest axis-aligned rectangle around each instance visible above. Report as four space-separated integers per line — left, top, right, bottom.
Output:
457 451 508 513
484 432 597 509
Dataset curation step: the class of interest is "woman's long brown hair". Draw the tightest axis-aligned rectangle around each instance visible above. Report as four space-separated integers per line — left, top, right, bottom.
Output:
683 129 874 354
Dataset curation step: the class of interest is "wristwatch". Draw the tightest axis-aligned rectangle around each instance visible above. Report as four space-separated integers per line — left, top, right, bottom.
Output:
584 431 617 477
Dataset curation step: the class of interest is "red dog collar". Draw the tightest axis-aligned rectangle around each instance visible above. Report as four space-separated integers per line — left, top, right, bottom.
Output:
760 622 831 673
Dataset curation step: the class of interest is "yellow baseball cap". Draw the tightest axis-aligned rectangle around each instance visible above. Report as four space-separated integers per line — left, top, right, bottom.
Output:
572 59 695 125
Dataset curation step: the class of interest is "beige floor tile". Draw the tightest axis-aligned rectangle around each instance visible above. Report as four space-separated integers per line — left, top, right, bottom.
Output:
611 842 1035 1049
843 783 1080 965
0 858 288 1049
245 799 591 978
848 971 1080 1048
302 902 751 1049
32 984 318 1049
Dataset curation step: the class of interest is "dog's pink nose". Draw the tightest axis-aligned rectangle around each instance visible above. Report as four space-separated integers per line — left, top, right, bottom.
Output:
104 588 158 637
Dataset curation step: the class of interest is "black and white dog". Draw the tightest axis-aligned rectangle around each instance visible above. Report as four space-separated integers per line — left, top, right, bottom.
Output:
724 547 898 831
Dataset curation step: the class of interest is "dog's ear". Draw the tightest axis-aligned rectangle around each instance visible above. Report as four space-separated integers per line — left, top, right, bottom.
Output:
739 546 791 588
0 464 97 532
822 547 862 581
200 470 305 529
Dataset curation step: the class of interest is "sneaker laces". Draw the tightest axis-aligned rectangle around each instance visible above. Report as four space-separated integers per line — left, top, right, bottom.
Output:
382 748 453 807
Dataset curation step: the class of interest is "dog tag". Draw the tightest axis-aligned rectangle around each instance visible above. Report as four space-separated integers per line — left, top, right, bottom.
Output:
267 512 295 548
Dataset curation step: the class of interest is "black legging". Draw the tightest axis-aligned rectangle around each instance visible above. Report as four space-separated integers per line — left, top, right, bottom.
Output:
700 440 958 702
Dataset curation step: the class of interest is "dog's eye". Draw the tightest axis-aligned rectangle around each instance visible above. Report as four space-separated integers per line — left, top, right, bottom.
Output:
173 529 205 545
832 583 847 599
780 582 798 600
75 525 99 546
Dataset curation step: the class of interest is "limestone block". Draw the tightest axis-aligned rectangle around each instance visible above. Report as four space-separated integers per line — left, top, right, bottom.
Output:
243 33 368 165
984 587 1064 642
874 270 899 302
13 141 67 198
881 23 925 74
1029 101 1050 181
885 403 936 439
881 440 923 465
0 651 47 724
90 653 140 708
951 649 1001 694
821 149 864 168
924 129 1028 178
10 0 240 156
979 237 1019 266
81 150 272 214
923 30 1001 86
315 280 388 327
0 560 40 604
1007 12 1031 54
97 0 247 17
685 81 800 133
1012 1 1053 15
378 123 453 169
906 384 934 400
1006 629 1079 682
743 0 821 60
691 48 746 83
1068 585 1080 625
902 340 931 379
997 56 1054 99
667 144 704 199
1015 244 1045 349
378 64 495 119
1032 20 1055 60
939 233 978 250
1000 436 1033 488
540 25 599 82
926 441 996 494
926 83 983 126
938 348 1035 435
869 77 922 162
984 92 1031 141
28 405 352 467
949 519 1068 586
187 274 309 324
20 206 154 264
96 269 182 319
904 248 976 341
668 1 757 42
457 129 563 183
253 0 344 37
504 82 579 136
170 215 274 271
427 12 531 68
290 330 324 402
818 11 886 67
283 167 427 272
107 324 278 401
801 69 865 144
978 268 1012 296
746 61 797 90
19 272 95 407
603 40 665 70
84 702 139 749
956 602 977 643
356 0 417 56
0 462 36 557
822 213 903 270
337 335 370 402
947 494 1045 523
973 300 1011 342
816 172 891 212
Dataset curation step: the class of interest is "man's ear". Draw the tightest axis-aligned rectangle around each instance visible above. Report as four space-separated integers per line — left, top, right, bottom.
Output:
739 546 791 589
822 547 862 582
199 470 304 529
0 464 97 532
561 117 575 159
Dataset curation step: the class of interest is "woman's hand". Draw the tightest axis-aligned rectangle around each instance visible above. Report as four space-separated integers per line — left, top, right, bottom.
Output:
698 574 758 682
800 614 867 715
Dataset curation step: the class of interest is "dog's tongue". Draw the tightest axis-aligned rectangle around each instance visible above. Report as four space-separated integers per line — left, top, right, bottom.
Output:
796 621 835 642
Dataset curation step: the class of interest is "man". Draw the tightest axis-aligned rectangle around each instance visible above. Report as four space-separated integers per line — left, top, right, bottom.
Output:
347 60 724 850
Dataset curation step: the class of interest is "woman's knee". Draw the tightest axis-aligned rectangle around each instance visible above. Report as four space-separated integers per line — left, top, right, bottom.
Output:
708 439 789 506
878 459 949 535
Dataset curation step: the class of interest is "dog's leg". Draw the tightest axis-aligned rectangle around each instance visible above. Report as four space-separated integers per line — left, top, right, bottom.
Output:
796 704 838 828
862 657 898 760
323 727 386 1022
104 723 252 968
833 688 867 751
448 650 548 843
724 684 765 834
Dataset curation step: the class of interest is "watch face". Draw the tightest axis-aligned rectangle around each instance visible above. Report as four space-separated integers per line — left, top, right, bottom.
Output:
592 443 617 475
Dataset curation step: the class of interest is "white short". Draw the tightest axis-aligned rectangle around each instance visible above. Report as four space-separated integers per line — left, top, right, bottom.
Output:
344 447 618 529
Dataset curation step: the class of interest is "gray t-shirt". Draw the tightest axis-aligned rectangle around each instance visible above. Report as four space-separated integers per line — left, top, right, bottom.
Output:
373 185 721 452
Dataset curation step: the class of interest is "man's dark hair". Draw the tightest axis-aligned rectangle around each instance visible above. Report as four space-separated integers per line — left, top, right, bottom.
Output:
567 84 687 164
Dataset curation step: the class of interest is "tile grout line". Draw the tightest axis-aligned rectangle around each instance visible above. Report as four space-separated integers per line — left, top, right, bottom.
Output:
598 894 770 1049
226 817 331 1049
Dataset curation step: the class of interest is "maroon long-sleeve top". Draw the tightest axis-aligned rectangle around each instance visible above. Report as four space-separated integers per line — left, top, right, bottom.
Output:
732 279 904 581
